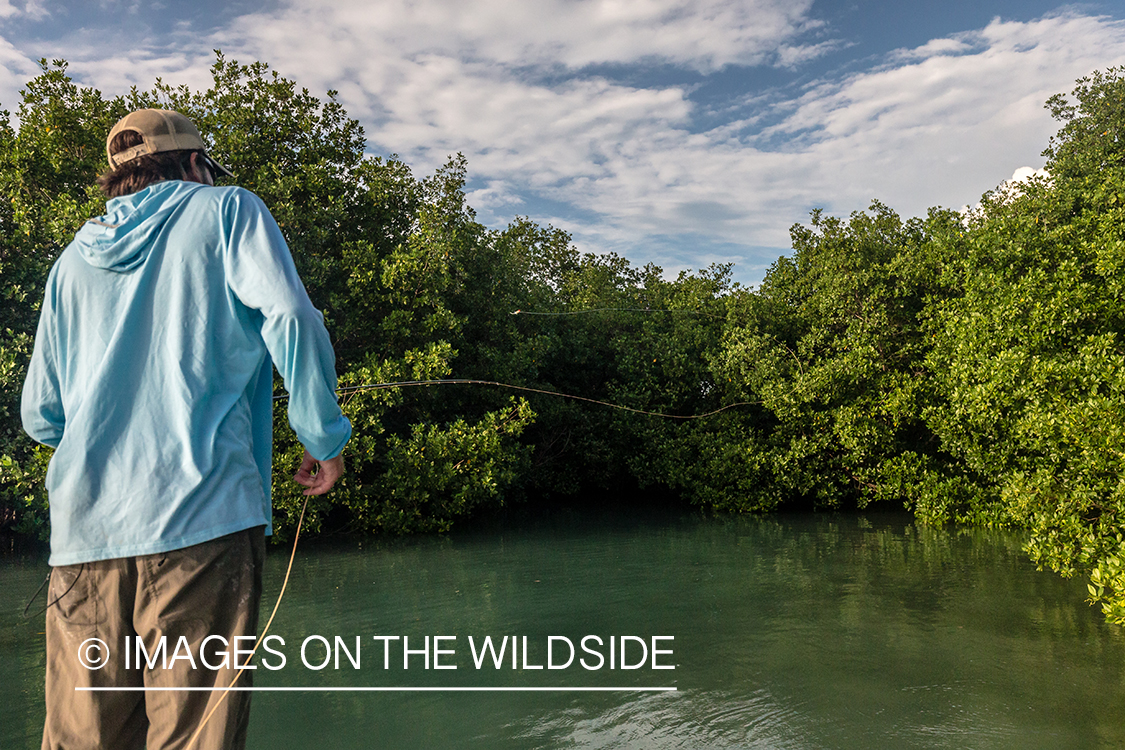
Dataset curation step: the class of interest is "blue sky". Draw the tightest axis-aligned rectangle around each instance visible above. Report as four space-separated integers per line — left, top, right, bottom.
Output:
2 1 1125 286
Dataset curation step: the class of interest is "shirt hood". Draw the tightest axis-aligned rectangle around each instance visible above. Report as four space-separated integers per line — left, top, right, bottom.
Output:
75 180 207 272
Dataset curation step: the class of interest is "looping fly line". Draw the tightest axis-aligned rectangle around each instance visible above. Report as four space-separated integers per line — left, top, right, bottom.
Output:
275 379 753 420
278 308 748 419
510 307 724 320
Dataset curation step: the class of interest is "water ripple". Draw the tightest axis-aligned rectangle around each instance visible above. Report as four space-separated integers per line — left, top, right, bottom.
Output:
510 690 821 750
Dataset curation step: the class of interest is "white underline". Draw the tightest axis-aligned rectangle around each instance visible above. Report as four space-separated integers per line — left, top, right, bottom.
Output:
76 686 677 693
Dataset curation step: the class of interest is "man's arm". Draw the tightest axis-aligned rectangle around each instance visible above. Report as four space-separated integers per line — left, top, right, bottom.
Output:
220 188 352 464
21 269 66 448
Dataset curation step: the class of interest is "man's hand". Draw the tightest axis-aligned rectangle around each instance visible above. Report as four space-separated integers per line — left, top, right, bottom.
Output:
293 450 344 496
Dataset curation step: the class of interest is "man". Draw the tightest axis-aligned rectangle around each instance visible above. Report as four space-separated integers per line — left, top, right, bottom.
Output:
21 109 352 749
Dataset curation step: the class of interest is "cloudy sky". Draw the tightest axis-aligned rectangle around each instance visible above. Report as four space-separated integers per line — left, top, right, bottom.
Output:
2 0 1124 286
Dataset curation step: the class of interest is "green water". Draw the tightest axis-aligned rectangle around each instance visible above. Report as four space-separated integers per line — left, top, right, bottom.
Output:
4 510 1125 748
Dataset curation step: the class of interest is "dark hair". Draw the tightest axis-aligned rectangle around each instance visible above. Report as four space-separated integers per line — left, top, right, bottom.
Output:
96 130 200 198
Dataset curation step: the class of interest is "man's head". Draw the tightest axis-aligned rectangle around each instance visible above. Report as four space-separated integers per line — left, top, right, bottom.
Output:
97 109 233 198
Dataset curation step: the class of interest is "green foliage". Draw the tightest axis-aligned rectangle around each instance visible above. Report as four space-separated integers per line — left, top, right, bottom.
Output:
922 67 1125 622
6 55 1125 628
371 398 534 533
708 203 957 512
610 264 757 508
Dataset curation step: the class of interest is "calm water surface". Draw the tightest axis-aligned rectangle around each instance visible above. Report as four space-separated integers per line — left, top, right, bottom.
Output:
3 509 1124 748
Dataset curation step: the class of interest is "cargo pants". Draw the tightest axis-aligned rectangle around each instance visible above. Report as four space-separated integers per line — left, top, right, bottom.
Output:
41 527 265 750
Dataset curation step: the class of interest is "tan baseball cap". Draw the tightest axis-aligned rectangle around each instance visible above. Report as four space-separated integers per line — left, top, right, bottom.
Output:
106 109 234 178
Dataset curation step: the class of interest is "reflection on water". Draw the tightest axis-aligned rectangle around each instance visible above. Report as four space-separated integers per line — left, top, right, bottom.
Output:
3 510 1124 748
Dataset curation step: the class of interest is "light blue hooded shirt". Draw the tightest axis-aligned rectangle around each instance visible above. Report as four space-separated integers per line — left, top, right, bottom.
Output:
22 180 352 565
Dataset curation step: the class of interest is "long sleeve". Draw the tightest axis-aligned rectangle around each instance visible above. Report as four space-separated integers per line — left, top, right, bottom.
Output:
22 266 66 448
220 189 352 460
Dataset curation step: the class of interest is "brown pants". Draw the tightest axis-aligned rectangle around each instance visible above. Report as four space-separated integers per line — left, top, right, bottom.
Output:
42 527 265 750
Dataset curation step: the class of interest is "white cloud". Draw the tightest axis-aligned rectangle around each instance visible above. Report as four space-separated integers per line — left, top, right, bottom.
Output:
0 0 47 21
960 165 1051 217
1007 166 1049 184
4 3 1125 287
0 35 41 116
196 5 1125 276
754 13 1125 222
25 0 47 20
222 0 827 74
465 179 525 210
191 1 828 260
61 49 215 97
